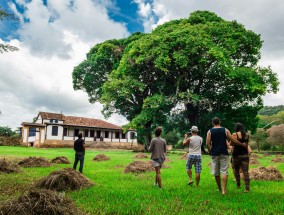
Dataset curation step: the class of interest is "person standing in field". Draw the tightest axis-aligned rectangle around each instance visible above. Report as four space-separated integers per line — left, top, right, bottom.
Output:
183 126 203 188
149 127 167 188
231 123 251 193
206 117 247 195
73 133 85 173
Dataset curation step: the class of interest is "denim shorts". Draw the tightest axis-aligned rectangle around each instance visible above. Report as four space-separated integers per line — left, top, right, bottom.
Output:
186 154 202 173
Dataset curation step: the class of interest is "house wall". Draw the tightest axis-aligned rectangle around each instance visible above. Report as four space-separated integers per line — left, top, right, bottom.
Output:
42 139 140 148
46 124 64 140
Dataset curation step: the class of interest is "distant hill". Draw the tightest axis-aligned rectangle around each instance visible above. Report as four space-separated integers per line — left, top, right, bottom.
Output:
258 105 284 116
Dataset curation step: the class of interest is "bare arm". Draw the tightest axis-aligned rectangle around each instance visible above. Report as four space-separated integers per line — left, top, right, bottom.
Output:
148 139 154 152
227 129 247 149
206 131 212 154
183 134 190 146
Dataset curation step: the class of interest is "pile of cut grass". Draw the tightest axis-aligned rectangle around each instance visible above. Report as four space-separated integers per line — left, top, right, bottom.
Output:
35 168 93 191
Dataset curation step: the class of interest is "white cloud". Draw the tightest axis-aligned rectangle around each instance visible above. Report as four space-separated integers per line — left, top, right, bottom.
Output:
0 0 130 130
9 0 129 58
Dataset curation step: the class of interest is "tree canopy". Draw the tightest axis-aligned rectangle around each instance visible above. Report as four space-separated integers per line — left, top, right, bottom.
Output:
73 11 279 144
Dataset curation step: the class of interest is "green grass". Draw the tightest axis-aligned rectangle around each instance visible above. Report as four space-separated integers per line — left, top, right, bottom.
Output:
0 146 284 214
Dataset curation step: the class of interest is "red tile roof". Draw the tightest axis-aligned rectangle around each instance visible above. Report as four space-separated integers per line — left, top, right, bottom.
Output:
38 112 64 120
39 112 122 130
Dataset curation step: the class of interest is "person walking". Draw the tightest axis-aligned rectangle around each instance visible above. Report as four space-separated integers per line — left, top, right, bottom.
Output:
183 126 203 188
149 127 167 189
73 133 85 173
231 123 251 193
206 117 247 195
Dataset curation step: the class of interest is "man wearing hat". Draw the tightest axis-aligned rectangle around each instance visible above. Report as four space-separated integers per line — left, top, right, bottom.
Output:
183 125 203 188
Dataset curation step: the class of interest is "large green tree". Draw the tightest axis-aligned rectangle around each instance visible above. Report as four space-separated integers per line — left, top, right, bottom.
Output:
73 11 279 145
0 7 19 53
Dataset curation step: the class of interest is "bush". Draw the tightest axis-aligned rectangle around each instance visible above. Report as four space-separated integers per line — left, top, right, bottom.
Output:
266 124 284 149
0 126 16 136
174 139 184 149
164 130 180 145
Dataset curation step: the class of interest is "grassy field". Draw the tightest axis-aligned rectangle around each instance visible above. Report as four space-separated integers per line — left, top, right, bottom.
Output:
0 146 284 214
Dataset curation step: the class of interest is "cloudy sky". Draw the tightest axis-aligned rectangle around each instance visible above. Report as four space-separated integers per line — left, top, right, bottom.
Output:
0 0 283 130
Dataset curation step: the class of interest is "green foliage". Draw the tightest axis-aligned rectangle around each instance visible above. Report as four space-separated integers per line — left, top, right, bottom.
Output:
266 124 284 150
258 111 284 129
73 10 279 144
0 126 16 136
259 105 284 116
163 130 180 145
250 128 269 150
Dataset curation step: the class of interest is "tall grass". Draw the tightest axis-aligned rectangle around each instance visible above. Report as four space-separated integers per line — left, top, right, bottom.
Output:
0 146 283 214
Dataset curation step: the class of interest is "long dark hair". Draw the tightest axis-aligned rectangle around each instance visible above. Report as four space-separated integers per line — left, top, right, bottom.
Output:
234 123 246 139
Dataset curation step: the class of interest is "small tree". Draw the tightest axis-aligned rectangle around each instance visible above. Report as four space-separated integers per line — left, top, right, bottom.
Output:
251 128 268 151
266 124 284 150
0 126 16 136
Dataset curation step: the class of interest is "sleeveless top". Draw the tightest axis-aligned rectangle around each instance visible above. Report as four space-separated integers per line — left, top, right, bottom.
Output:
210 127 228 156
232 133 249 157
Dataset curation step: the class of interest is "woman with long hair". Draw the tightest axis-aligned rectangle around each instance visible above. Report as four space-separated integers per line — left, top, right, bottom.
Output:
231 123 251 193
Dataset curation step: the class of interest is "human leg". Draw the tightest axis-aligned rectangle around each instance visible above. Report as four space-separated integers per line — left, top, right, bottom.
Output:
186 155 194 185
78 154 85 173
211 156 221 191
73 153 79 170
232 156 242 187
155 166 162 188
215 176 221 192
240 156 250 192
220 155 229 195
194 155 202 188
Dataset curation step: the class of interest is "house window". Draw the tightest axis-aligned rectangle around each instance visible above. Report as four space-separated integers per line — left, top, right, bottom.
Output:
90 130 94 137
105 131 109 138
96 130 101 138
29 128 36 137
122 132 126 139
84 129 89 137
130 132 135 139
52 126 58 136
115 132 120 139
74 129 79 137
63 128 68 136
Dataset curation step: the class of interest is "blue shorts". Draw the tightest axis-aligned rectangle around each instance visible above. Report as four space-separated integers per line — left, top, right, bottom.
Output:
186 154 202 173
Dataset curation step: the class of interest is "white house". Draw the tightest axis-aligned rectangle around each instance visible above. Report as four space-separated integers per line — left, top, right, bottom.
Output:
21 112 137 147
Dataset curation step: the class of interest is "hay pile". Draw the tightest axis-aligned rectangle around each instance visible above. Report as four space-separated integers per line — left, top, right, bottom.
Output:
92 154 110 161
0 189 83 215
51 156 71 164
180 153 188 160
250 153 260 158
165 158 172 163
35 168 93 191
0 159 21 173
263 153 270 157
134 153 148 159
18 157 51 167
249 158 260 165
271 157 284 163
250 166 283 181
124 161 155 173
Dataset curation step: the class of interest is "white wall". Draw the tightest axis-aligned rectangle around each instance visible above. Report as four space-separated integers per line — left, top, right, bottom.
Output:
43 119 64 124
23 128 28 142
46 125 64 140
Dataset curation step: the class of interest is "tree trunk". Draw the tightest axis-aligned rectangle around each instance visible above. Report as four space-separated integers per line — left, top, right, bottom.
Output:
185 103 199 127
144 120 153 151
